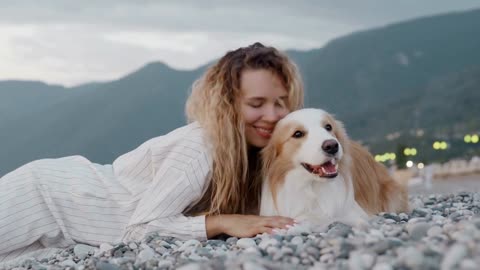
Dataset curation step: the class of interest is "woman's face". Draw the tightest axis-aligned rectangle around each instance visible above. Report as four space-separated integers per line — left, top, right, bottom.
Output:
239 69 290 148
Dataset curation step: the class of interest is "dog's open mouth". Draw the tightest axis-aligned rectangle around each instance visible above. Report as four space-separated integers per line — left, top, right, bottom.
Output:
301 159 338 178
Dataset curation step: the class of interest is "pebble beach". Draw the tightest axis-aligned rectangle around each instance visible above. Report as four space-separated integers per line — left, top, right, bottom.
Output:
4 176 480 270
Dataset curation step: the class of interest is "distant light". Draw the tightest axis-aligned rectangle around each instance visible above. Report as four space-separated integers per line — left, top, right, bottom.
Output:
440 142 448 150
433 141 448 150
472 135 479 144
465 135 472 143
417 163 424 169
375 152 397 163
406 161 413 168
403 148 417 156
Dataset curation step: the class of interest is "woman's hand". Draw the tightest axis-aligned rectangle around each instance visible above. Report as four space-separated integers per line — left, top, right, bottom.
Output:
206 214 296 238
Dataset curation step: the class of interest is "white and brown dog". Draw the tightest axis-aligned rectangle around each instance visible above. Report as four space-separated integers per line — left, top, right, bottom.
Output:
260 108 408 232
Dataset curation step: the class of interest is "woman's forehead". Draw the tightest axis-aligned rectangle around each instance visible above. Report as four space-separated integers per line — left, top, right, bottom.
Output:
240 69 287 97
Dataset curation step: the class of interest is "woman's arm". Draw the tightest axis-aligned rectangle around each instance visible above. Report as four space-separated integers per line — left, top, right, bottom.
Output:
120 131 213 241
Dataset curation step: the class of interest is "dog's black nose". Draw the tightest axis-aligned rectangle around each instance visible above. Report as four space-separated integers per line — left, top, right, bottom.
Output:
322 140 339 155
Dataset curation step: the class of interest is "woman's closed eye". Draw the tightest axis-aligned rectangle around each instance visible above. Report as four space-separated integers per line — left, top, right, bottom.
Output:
248 102 263 108
275 100 287 109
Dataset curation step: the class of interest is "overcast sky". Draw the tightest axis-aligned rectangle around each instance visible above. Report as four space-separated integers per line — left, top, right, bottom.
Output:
1 1 479 86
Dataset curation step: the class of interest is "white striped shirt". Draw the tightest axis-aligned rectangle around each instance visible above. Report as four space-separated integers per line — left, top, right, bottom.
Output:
0 121 213 265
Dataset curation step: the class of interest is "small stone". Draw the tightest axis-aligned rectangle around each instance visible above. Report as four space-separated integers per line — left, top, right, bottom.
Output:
157 260 173 268
373 262 393 270
412 208 432 217
176 263 203 270
236 238 257 248
206 239 226 247
243 261 267 270
427 226 443 237
226 237 239 245
178 239 202 252
128 242 137 249
96 262 120 270
383 213 401 222
113 250 123 258
73 244 96 260
99 243 114 254
195 247 212 258
349 251 375 270
384 219 396 224
459 259 477 270
136 246 155 264
399 213 409 221
441 244 467 270
258 238 279 249
408 217 427 223
291 236 304 246
402 246 424 269
305 246 320 258
244 246 261 255
266 246 279 256
320 253 334 264
408 222 430 240
449 212 463 222
371 240 390 254
327 222 353 237
59 259 76 267
290 256 300 265
123 251 136 259
155 246 168 254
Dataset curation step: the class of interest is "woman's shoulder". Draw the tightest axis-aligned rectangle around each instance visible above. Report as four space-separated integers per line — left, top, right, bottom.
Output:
141 122 211 159
113 122 212 174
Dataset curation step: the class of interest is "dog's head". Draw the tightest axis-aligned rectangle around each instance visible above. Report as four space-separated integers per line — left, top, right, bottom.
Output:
262 108 351 184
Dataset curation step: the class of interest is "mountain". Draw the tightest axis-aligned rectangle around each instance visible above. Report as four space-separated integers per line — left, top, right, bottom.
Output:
1 9 480 175
296 8 480 140
0 63 206 175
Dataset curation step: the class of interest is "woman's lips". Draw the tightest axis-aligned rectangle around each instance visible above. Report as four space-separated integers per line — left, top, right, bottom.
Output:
255 126 273 139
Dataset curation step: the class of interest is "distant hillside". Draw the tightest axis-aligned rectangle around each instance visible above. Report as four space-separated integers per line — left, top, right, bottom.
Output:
295 8 480 142
1 9 480 176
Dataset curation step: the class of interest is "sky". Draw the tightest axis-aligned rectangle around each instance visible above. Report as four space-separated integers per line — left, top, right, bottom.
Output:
1 0 479 86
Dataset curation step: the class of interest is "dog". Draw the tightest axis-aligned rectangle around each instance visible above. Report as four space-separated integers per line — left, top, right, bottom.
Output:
259 108 408 232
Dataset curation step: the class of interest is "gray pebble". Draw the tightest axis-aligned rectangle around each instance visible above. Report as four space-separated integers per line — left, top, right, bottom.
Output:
73 244 96 260
427 226 443 237
236 238 257 249
96 262 120 270
441 244 468 270
408 222 430 240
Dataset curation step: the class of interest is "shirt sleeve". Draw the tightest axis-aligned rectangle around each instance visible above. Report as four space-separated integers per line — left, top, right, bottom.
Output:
121 136 212 242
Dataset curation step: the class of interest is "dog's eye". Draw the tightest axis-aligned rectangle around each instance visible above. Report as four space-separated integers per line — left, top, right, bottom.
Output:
325 124 332 131
292 130 305 138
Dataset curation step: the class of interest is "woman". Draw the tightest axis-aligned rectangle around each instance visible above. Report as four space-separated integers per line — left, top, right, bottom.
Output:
0 42 304 263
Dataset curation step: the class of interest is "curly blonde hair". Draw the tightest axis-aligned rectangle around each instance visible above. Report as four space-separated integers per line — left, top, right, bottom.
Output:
185 42 304 216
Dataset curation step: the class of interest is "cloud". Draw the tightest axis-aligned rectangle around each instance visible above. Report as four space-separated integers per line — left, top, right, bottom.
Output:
0 0 479 86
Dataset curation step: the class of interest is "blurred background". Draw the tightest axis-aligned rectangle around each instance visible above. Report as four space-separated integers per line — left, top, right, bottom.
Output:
1 1 480 192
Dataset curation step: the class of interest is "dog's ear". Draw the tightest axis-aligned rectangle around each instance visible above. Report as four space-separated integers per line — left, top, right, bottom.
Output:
261 134 281 178
333 120 350 152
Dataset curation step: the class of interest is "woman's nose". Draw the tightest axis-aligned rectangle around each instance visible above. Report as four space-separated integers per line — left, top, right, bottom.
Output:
264 106 287 122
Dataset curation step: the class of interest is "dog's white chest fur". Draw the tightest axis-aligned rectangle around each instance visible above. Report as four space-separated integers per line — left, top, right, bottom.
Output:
260 168 368 232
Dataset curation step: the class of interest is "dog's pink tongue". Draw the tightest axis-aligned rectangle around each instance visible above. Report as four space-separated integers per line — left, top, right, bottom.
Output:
321 162 337 174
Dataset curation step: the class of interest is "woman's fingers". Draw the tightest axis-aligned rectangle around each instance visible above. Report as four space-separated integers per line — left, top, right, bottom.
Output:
261 216 295 229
